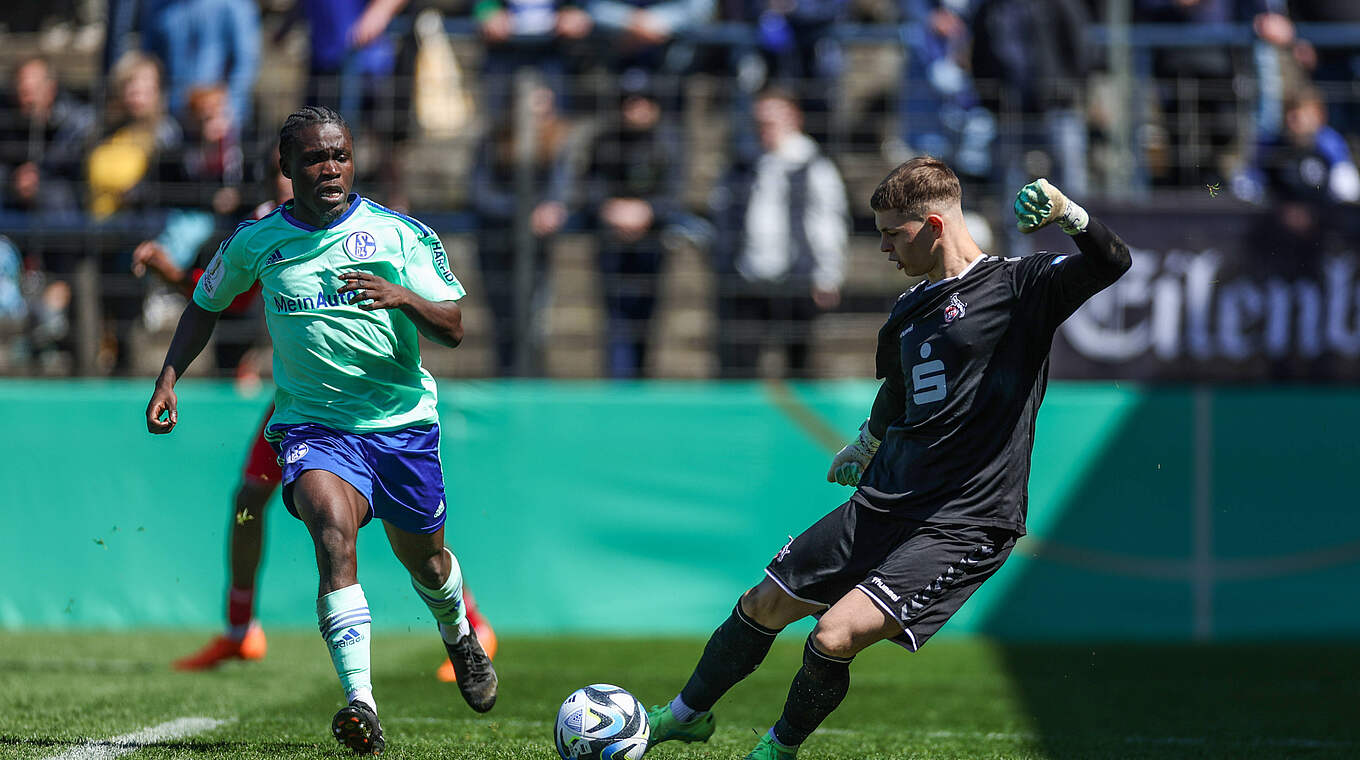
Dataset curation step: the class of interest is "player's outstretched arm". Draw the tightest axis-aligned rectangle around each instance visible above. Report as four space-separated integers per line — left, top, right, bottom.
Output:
337 271 464 347
1014 178 1131 281
147 302 221 434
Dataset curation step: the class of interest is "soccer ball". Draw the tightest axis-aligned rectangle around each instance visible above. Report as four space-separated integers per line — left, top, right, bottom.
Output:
553 684 650 760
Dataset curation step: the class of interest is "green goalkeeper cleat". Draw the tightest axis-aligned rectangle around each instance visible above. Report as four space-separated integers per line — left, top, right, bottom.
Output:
743 733 798 760
645 703 715 749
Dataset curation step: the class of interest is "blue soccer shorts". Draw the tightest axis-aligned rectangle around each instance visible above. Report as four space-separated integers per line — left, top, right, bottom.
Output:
267 422 447 534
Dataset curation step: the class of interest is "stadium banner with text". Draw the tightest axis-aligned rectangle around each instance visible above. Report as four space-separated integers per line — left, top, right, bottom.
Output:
1031 203 1360 381
1 380 1358 641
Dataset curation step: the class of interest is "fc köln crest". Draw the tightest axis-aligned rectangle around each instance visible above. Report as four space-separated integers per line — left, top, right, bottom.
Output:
943 292 967 322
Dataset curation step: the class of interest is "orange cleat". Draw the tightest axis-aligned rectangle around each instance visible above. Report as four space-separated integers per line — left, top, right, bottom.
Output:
173 622 267 671
437 590 497 682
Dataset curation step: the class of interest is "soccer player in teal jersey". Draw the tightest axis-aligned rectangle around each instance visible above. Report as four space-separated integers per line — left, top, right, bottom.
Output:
145 106 496 755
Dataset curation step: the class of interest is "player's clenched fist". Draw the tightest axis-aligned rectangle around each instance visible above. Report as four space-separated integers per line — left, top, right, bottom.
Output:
826 420 880 486
1014 178 1089 236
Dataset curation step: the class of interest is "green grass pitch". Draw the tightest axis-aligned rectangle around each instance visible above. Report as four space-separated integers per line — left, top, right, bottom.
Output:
2 631 1357 759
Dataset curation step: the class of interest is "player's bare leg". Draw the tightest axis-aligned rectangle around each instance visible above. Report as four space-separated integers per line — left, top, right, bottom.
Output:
173 478 274 670
745 588 901 759
293 470 384 755
740 576 827 630
649 577 824 749
386 522 498 712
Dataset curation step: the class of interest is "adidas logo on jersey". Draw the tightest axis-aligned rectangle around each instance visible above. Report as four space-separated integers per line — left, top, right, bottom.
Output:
264 249 284 266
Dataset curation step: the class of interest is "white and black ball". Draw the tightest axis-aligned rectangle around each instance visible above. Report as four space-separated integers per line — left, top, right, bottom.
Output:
553 684 650 760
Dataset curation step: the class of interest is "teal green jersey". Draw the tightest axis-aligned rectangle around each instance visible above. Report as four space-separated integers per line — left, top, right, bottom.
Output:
193 195 466 432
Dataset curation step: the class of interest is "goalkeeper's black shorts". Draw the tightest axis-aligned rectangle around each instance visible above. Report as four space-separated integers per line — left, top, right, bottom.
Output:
764 499 1018 651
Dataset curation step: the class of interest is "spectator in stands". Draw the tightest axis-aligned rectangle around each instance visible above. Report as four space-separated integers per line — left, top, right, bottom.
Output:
131 141 283 381
971 0 1090 200
475 0 593 120
299 0 414 209
1271 1 1360 137
132 84 246 342
87 52 182 373
472 84 579 376
587 0 715 99
897 0 992 181
135 0 261 129
0 58 95 217
725 0 847 143
585 68 684 378
1133 0 1288 188
711 87 846 378
0 58 96 367
88 53 183 220
1242 86 1359 210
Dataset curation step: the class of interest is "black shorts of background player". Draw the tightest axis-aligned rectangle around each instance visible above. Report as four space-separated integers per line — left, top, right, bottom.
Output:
644 157 1132 760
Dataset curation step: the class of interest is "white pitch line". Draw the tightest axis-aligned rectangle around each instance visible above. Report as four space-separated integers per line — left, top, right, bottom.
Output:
41 717 227 760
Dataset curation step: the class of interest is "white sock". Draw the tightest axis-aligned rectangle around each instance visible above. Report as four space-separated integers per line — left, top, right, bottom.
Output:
438 618 472 645
669 694 704 723
411 548 469 645
348 687 377 713
318 584 373 712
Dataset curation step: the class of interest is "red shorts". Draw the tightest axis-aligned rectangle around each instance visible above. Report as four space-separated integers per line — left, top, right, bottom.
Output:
242 404 281 484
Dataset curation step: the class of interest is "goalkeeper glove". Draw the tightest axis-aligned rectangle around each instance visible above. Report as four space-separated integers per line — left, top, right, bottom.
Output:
826 420 880 486
1014 178 1089 235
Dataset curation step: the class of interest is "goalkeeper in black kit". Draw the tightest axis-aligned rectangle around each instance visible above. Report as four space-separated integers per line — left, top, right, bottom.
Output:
645 157 1132 759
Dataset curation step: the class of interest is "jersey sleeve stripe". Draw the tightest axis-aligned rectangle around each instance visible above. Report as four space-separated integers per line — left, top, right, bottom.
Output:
219 219 256 251
361 198 433 237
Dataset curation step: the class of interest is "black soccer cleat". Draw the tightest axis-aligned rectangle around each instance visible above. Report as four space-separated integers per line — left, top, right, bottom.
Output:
331 699 385 755
443 628 498 713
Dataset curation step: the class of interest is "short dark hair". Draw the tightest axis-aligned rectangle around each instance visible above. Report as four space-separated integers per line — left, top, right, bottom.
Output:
869 157 962 217
279 105 350 163
754 84 799 110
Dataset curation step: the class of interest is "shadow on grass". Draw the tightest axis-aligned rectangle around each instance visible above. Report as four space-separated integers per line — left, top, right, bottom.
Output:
975 389 1360 758
989 641 1359 758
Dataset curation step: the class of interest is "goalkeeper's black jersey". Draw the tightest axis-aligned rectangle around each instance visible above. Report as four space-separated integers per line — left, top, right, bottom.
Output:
854 220 1129 534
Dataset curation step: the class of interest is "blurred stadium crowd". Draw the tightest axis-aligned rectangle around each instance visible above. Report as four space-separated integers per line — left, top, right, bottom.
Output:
0 0 1357 380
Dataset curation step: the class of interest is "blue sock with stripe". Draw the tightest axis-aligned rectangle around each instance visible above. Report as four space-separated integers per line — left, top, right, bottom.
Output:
318 584 374 711
411 548 469 645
